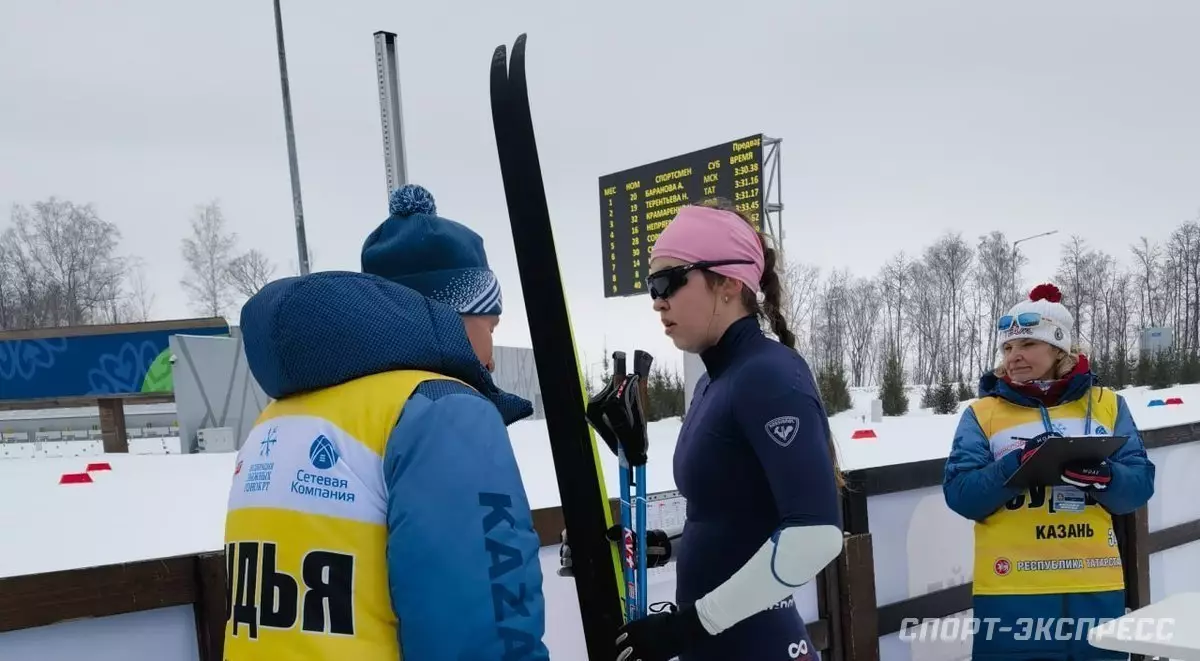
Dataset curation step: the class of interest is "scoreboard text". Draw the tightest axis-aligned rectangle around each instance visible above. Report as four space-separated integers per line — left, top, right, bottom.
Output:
598 134 765 298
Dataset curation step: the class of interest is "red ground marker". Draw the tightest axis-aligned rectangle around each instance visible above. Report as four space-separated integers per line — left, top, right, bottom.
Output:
1165 397 1184 405
86 462 112 472
59 472 94 485
851 429 877 440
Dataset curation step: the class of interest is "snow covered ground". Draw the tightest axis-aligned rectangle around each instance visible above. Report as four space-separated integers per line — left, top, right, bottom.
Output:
515 382 1200 509
0 382 1197 578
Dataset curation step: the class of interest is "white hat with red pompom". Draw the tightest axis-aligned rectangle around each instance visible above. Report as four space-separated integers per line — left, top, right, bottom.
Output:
998 283 1075 353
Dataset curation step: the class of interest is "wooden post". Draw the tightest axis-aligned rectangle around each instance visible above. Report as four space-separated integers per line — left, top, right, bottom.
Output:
1128 507 1152 609
1115 507 1153 661
837 533 880 661
816 549 843 661
193 552 227 661
97 397 128 453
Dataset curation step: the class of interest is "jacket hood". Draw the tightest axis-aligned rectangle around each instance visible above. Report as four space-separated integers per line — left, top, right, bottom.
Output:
239 271 532 425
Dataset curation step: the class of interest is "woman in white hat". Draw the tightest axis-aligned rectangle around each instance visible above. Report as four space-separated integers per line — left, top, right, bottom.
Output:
943 282 1156 660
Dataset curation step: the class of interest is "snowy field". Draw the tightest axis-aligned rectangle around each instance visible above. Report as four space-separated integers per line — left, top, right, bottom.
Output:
0 383 1196 579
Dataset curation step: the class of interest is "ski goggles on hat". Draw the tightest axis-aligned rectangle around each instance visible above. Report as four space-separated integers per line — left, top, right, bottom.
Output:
997 312 1044 331
645 259 754 300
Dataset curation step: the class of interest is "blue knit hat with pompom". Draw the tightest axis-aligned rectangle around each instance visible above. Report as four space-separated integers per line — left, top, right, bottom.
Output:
361 184 502 316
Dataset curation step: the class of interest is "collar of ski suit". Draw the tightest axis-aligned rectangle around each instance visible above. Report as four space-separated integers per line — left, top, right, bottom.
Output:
977 354 1096 409
699 315 762 379
239 270 533 426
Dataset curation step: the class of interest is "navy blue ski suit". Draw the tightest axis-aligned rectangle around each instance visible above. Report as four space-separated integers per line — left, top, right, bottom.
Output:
673 315 842 661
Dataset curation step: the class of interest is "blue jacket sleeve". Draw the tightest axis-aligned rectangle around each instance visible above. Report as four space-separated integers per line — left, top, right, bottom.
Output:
382 385 549 660
943 406 1023 521
732 359 842 531
1091 396 1156 515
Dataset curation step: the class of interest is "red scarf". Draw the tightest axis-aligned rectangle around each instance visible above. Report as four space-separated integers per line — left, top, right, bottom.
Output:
1002 354 1091 406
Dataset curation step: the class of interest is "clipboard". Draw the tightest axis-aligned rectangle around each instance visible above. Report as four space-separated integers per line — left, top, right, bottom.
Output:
1003 435 1128 490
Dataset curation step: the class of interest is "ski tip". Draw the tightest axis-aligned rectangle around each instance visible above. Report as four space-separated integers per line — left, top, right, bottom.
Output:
513 33 527 61
487 44 506 71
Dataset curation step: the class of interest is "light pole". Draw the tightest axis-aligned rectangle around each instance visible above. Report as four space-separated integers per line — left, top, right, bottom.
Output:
1011 230 1059 296
274 0 310 276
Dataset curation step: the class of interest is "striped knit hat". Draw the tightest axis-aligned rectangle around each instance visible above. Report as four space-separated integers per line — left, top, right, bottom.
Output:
361 184 502 316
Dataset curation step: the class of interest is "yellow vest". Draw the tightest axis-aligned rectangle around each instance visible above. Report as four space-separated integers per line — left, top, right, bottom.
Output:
223 369 454 660
971 386 1125 596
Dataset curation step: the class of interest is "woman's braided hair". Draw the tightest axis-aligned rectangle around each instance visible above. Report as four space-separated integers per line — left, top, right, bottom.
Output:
695 198 845 489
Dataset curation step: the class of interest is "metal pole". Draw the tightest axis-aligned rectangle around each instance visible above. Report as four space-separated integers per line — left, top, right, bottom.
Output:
374 31 409 198
274 0 310 275
1011 229 1059 294
775 138 783 261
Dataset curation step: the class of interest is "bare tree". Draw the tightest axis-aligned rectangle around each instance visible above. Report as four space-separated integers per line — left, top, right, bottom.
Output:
975 232 1019 366
878 253 913 361
809 269 851 374
227 249 278 299
962 269 989 376
844 277 883 387
782 261 820 357
1083 251 1118 373
1130 237 1162 330
1164 220 1200 353
925 233 974 381
1 198 126 328
124 257 156 322
181 201 238 318
1056 235 1094 340
1110 272 1135 386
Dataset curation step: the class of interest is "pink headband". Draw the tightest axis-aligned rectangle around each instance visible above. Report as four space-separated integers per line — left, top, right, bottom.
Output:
650 205 765 293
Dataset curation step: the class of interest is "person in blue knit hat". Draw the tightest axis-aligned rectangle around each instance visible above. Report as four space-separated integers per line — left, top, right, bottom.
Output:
225 184 549 661
362 183 503 371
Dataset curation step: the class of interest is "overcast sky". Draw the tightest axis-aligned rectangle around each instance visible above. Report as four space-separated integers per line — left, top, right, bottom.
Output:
2 1 1197 376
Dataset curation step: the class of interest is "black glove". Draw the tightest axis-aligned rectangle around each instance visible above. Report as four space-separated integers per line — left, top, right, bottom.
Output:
1061 460 1112 491
1017 435 1048 464
615 602 711 661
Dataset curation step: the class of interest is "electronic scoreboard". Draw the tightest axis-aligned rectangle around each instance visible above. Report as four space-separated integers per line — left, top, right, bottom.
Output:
598 134 766 298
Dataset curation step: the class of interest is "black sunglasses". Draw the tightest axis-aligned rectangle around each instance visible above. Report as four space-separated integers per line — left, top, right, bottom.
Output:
645 259 754 300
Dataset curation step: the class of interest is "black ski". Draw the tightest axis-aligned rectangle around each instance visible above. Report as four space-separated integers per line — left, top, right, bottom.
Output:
489 34 624 659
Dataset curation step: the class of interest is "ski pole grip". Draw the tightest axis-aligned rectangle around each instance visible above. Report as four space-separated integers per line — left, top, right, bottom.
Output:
612 351 627 378
633 350 653 379
633 350 653 413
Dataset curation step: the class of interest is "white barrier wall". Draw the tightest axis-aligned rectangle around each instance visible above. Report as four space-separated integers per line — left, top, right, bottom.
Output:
0 605 199 661
870 486 974 661
1145 442 1200 602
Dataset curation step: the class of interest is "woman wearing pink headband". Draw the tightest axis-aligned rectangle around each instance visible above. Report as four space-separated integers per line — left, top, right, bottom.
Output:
612 199 845 661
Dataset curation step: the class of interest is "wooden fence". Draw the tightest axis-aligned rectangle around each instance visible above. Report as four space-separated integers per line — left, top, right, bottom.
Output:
1 421 1196 661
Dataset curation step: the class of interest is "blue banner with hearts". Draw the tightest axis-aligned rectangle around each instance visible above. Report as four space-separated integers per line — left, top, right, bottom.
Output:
0 322 229 400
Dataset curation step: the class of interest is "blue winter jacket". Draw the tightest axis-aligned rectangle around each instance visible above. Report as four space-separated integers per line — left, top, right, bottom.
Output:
240 270 548 660
942 368 1155 661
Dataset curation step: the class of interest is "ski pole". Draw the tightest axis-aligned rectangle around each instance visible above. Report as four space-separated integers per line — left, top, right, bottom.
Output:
611 352 638 623
632 350 654 620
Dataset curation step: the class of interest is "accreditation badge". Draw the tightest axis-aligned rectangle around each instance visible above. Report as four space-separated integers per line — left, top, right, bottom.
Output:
1050 486 1086 513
